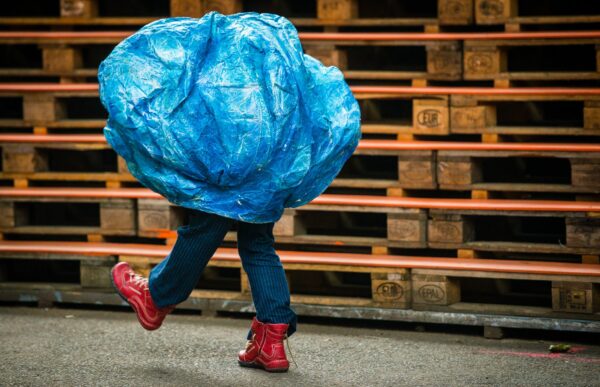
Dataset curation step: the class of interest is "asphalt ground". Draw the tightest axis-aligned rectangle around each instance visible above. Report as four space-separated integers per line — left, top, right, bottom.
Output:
0 306 599 386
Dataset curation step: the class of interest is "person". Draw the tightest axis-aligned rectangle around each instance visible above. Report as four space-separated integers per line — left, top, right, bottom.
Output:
111 208 297 373
102 12 360 375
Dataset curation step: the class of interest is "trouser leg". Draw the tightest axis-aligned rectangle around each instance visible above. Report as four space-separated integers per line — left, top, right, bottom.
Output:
237 221 297 338
148 209 233 308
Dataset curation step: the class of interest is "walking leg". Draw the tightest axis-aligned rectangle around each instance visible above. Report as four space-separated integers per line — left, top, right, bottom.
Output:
237 221 297 338
148 209 233 308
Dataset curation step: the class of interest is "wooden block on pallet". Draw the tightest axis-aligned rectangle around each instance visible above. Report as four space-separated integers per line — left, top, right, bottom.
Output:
412 274 461 306
437 156 482 186
552 282 600 314
80 258 115 288
413 99 449 135
566 218 600 248
304 44 347 69
203 0 242 14
100 199 136 236
317 0 358 19
464 46 505 79
438 0 474 25
398 151 437 189
371 271 411 308
60 0 98 18
137 199 186 235
475 0 517 24
0 202 15 228
23 94 66 123
273 209 306 237
172 0 243 16
387 211 427 246
170 0 203 17
571 158 600 189
2 144 48 173
42 46 83 73
450 104 496 133
584 101 600 130
138 199 170 232
426 43 462 80
428 213 474 244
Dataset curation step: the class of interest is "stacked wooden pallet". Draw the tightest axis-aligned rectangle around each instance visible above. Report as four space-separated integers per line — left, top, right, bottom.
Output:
0 0 474 30
1 0 599 336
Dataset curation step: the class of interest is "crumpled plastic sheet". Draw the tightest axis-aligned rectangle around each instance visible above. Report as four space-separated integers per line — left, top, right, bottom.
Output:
98 12 361 223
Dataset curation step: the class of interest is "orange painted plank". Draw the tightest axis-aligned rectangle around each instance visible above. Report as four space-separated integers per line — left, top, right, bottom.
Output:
0 240 599 276
1 83 600 96
357 140 600 152
350 86 600 96
0 83 98 92
0 187 161 199
299 31 600 41
0 31 130 39
2 134 599 152
0 134 106 143
310 195 600 212
1 31 600 41
0 188 599 212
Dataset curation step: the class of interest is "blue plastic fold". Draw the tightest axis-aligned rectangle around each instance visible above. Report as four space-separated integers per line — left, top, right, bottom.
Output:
98 12 361 223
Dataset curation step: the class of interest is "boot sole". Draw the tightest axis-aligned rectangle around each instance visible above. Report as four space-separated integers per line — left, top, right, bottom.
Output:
109 265 159 331
238 360 289 373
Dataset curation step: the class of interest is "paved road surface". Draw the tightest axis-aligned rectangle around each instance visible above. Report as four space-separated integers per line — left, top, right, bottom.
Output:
0 306 599 386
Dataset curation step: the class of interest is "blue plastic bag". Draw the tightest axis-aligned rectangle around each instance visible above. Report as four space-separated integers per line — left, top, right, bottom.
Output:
98 12 361 223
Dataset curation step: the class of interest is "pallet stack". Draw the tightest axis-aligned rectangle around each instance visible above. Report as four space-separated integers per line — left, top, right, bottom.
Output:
0 0 599 337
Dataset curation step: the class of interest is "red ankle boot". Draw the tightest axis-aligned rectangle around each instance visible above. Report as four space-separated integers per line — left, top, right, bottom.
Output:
110 262 175 330
238 317 290 372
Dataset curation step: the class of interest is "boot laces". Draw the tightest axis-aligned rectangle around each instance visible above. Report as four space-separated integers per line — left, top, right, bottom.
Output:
128 272 148 289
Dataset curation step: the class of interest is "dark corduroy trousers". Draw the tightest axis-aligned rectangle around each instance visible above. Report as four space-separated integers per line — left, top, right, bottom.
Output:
148 209 297 337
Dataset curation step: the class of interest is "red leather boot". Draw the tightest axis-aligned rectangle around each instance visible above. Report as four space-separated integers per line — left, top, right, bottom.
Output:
110 262 175 330
238 317 290 372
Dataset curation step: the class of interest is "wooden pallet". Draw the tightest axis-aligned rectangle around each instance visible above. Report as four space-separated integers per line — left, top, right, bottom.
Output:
119 255 411 309
2 187 599 255
1 240 599 325
0 33 461 83
0 196 137 240
3 135 599 195
0 89 100 130
427 207 600 254
464 36 600 81
411 271 600 317
135 196 428 249
306 41 461 82
0 119 106 135
0 0 470 30
474 0 600 30
273 204 600 256
0 251 116 290
4 31 599 83
344 141 600 195
2 283 599 336
4 84 600 139
0 138 133 188
435 149 600 194
356 86 600 138
448 93 600 138
362 94 600 138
